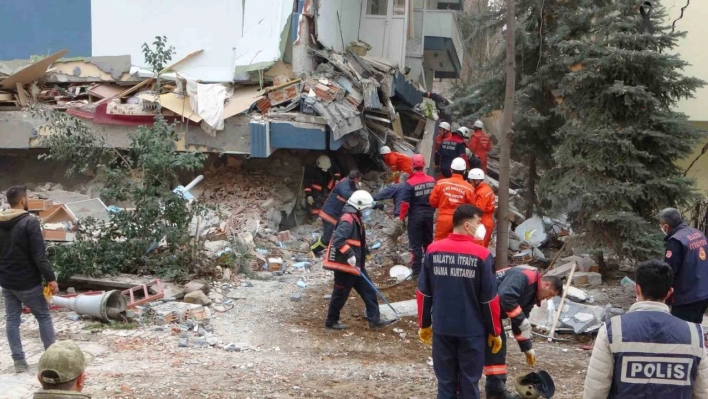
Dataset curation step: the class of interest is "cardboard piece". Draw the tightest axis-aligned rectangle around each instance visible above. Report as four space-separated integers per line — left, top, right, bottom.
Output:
88 84 125 99
0 49 69 89
137 92 202 123
224 86 265 118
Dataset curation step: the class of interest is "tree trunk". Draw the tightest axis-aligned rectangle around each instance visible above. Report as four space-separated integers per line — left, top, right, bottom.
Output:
525 154 536 219
495 0 517 270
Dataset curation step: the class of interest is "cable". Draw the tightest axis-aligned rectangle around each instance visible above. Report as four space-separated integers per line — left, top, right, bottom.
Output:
671 0 691 33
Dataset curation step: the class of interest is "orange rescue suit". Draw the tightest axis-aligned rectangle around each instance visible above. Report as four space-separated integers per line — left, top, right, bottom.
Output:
473 181 495 248
383 152 413 183
429 174 476 241
469 130 492 173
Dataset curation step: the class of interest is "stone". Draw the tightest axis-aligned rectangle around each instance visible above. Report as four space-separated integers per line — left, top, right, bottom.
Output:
208 291 224 301
241 282 254 288
184 280 209 295
184 290 212 306
290 294 302 302
204 240 230 253
207 337 219 346
67 287 76 294
572 272 602 287
226 290 247 300
212 305 226 312
178 337 189 348
222 268 232 281
545 261 576 278
399 252 412 265
193 337 208 348
224 342 249 352
162 282 186 299
323 294 332 299
154 326 165 332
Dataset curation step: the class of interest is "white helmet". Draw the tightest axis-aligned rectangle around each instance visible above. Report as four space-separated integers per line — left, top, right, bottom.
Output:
473 120 484 130
439 121 451 131
468 168 485 180
316 155 331 171
348 190 374 211
451 157 467 172
457 127 470 139
379 146 392 155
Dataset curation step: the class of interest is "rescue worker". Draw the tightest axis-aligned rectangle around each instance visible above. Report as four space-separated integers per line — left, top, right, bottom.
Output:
310 171 362 256
400 155 436 278
34 340 90 398
468 168 495 249
380 146 413 183
417 204 503 399
434 122 452 176
659 207 708 323
304 155 341 217
437 126 468 179
468 120 492 173
372 173 409 254
430 157 476 242
484 266 563 399
323 190 394 330
584 259 708 398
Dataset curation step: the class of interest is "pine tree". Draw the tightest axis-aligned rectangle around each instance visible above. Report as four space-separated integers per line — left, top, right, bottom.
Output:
540 1 705 262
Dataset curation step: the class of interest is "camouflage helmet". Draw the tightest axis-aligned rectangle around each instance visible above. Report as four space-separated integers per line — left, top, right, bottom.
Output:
514 371 555 399
38 340 86 384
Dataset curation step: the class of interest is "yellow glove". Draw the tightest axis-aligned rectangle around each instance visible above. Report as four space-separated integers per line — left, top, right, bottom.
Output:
43 285 53 302
488 334 502 354
419 327 432 346
525 349 536 366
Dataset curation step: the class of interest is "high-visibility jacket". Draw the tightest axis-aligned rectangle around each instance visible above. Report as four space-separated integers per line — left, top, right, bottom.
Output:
473 181 495 247
319 177 356 226
323 206 366 276
429 174 476 216
383 152 413 183
469 130 492 172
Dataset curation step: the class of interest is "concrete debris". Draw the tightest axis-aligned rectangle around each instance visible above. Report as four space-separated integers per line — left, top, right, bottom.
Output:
224 342 250 352
184 291 212 306
148 302 208 325
379 299 417 322
571 272 602 287
530 297 606 334
184 281 209 295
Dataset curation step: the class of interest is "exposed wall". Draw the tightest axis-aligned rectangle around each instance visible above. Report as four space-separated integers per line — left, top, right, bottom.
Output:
317 0 364 52
0 0 91 60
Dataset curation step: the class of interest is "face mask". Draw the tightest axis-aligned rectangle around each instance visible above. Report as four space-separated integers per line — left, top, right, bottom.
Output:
361 208 372 223
474 224 486 241
357 182 362 189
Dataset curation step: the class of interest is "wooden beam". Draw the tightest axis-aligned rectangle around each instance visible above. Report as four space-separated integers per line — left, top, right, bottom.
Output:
15 83 28 106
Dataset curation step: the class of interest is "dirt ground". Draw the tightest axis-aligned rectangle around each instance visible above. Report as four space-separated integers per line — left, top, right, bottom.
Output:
0 258 602 399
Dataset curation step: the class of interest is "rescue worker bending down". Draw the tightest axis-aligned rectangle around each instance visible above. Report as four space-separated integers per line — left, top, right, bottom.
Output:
372 173 409 254
430 157 476 242
417 204 502 399
437 126 467 179
584 259 708 398
484 266 562 399
304 155 341 217
658 207 708 323
310 170 361 256
468 120 492 173
400 155 436 278
468 168 495 249
380 146 413 183
323 190 394 330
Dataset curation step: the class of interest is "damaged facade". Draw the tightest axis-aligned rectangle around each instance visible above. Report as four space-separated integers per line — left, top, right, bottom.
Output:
0 0 464 161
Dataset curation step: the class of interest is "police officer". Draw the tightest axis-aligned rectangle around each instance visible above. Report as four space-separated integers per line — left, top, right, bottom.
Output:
400 154 436 278
304 155 341 217
373 173 409 254
310 170 362 256
659 208 708 323
584 259 708 398
34 340 90 398
417 204 503 399
323 190 394 330
437 126 467 179
484 266 563 399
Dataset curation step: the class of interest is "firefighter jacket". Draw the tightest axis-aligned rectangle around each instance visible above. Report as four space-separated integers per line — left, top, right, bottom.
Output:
437 134 467 173
496 266 541 352
304 165 340 215
323 205 366 276
429 174 476 216
400 171 436 221
434 131 451 160
473 182 495 224
664 223 708 306
373 182 407 218
583 301 708 399
417 233 502 337
469 130 492 170
319 177 356 226
382 152 413 183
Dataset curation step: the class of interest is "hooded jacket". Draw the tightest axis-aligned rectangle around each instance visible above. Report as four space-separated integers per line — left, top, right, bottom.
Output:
0 209 56 290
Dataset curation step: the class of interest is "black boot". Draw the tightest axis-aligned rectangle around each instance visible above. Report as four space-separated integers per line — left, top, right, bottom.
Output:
369 319 396 329
325 321 347 330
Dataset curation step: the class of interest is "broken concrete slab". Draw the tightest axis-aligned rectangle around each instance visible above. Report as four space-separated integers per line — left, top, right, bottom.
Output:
572 272 602 287
184 291 211 306
545 261 576 278
184 281 209 295
561 255 598 273
379 299 417 321
530 296 606 334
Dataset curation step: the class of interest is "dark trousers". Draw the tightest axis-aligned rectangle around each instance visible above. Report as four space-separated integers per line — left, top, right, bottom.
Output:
671 298 708 323
326 267 380 324
433 333 485 399
483 321 509 395
311 220 336 255
408 213 434 275
440 168 452 179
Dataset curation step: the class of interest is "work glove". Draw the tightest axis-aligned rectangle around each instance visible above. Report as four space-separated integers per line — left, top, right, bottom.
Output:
524 349 536 366
347 256 357 267
419 327 432 346
488 334 502 354
517 318 532 340
307 196 314 206
373 202 384 210
47 281 59 295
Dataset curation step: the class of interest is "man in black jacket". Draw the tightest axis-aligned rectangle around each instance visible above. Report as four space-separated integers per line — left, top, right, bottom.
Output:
0 186 58 373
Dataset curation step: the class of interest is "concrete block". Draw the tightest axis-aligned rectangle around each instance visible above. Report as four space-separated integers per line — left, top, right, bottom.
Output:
572 272 602 287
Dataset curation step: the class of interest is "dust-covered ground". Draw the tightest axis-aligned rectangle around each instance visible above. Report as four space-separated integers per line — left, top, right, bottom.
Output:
0 257 605 399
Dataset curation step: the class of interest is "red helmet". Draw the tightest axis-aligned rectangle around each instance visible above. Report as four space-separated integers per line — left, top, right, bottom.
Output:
412 154 425 168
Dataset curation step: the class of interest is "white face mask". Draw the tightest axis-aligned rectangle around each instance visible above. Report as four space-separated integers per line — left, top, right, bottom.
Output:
474 224 486 241
356 182 362 189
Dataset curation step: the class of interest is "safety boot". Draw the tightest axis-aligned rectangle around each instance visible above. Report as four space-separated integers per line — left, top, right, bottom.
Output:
325 322 347 330
369 319 396 329
14 359 28 373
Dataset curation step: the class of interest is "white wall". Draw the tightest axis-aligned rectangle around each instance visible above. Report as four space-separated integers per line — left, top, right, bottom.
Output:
317 0 364 52
669 3 708 121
